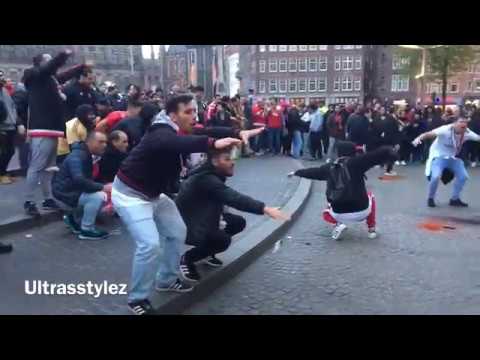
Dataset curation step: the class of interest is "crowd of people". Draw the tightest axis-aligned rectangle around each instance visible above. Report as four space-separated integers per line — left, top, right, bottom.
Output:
2 49 480 314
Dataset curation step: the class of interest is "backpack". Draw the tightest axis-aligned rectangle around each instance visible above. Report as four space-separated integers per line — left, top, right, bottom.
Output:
326 158 353 204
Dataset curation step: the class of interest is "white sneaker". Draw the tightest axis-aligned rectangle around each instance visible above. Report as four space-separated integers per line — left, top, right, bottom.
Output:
368 228 378 239
331 223 347 241
374 165 381 169
472 162 477 168
326 158 331 164
400 161 407 166
384 171 397 176
395 161 400 166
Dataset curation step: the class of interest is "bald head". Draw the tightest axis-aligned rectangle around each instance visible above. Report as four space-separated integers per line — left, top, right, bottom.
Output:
86 131 108 156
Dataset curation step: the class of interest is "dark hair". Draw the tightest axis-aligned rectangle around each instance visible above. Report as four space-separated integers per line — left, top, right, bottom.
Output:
75 104 95 121
309 103 318 111
77 66 93 80
109 130 127 143
165 95 194 115
207 147 231 161
126 84 141 94
127 97 143 109
139 103 160 123
32 54 44 66
193 86 204 92
95 97 111 107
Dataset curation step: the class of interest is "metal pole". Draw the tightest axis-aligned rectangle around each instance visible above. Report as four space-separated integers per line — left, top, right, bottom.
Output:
129 45 134 75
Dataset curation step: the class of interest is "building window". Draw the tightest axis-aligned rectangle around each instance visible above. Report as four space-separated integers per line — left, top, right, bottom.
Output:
259 60 266 73
309 45 318 51
309 57 318 72
319 56 327 71
259 45 266 52
308 78 317 92
343 45 355 49
342 56 353 71
299 45 308 51
427 82 440 94
355 56 362 70
334 77 341 92
475 80 480 92
318 77 327 92
279 59 287 72
269 59 278 72
468 64 475 73
279 79 287 93
259 80 266 93
299 79 307 92
334 56 341 71
391 74 410 92
448 82 459 93
279 45 287 52
392 55 410 70
355 45 363 49
342 75 353 91
298 58 307 72
269 79 278 93
289 79 298 93
289 58 297 72
319 45 328 50
269 45 278 52
289 45 298 52
354 78 361 91
334 45 342 50
467 81 473 91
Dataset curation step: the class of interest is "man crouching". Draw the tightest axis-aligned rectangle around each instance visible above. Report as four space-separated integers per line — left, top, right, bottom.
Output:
176 147 290 283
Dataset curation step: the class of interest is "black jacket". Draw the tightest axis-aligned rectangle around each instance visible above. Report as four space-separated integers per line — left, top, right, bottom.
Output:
286 108 304 132
97 145 128 184
23 51 85 133
347 113 370 145
11 87 28 126
63 81 98 120
118 123 239 199
176 162 265 247
52 142 104 207
294 145 397 213
210 110 233 128
382 115 401 145
112 116 146 150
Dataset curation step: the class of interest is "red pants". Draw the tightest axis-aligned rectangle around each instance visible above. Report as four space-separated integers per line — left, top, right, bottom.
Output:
322 192 376 228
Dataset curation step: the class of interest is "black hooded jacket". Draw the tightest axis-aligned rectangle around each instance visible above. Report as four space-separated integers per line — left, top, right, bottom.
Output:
294 142 397 213
175 162 265 247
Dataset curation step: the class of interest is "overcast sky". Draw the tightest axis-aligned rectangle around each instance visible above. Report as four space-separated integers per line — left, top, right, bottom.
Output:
141 45 169 58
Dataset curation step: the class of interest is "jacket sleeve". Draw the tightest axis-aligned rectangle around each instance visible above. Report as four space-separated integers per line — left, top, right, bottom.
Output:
194 126 239 139
66 155 104 193
349 146 398 174
56 64 87 84
158 132 214 154
36 51 71 78
294 165 330 181
200 175 265 214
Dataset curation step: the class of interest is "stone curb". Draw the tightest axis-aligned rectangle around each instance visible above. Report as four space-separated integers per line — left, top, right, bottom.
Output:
0 211 64 238
152 161 312 315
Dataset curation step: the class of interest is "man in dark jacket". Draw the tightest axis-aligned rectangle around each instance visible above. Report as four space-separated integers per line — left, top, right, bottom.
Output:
326 105 348 162
290 141 398 241
111 95 264 315
382 108 402 176
287 104 305 158
52 131 110 240
176 148 290 282
23 49 90 216
63 67 98 120
346 106 370 151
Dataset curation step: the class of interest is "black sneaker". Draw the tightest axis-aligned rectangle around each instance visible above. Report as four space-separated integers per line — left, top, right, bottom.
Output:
42 199 60 211
428 198 436 208
450 199 468 207
63 214 81 235
179 255 201 283
78 228 110 240
24 201 40 217
0 242 13 254
127 299 155 316
156 279 194 293
202 255 223 268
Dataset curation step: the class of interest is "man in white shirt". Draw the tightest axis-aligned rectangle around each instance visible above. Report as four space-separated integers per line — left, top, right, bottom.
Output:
413 116 480 207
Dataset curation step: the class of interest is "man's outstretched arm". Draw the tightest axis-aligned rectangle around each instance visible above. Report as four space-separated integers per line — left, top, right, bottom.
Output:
288 165 330 181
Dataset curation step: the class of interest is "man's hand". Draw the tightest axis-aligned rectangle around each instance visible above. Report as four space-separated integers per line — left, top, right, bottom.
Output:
64 49 73 56
239 127 265 144
287 171 296 177
214 137 242 149
394 144 400 152
264 207 291 221
103 184 112 193
412 137 422 147
85 60 94 67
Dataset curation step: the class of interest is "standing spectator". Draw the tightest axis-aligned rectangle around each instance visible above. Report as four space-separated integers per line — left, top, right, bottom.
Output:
23 49 89 216
466 106 480 167
266 100 283 155
52 131 110 240
192 86 207 125
326 105 347 163
308 103 324 160
0 70 18 185
210 102 233 128
287 103 304 159
11 82 29 174
251 99 268 155
346 106 370 152
321 104 334 155
382 107 402 176
63 67 97 120
107 85 125 111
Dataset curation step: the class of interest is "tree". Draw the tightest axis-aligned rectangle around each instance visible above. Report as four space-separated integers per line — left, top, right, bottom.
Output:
395 45 478 111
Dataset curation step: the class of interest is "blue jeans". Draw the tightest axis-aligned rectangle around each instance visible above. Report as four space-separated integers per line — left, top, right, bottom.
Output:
428 157 469 200
112 179 186 302
78 192 106 231
268 128 282 154
292 131 303 158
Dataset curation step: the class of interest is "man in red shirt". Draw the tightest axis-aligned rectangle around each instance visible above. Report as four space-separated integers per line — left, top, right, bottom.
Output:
266 100 283 155
96 98 143 134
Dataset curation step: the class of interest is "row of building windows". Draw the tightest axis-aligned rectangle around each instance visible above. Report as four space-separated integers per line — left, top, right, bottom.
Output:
259 45 363 52
258 76 362 94
391 74 410 92
259 56 362 73
426 80 480 94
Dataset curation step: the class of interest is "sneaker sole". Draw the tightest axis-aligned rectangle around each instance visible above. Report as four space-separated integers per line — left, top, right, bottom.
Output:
78 234 109 241
155 286 194 293
179 269 200 284
42 207 61 212
200 259 223 268
127 305 154 316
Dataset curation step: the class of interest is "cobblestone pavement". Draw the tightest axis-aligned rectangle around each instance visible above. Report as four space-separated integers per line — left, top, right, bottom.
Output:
0 155 300 315
186 163 480 315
